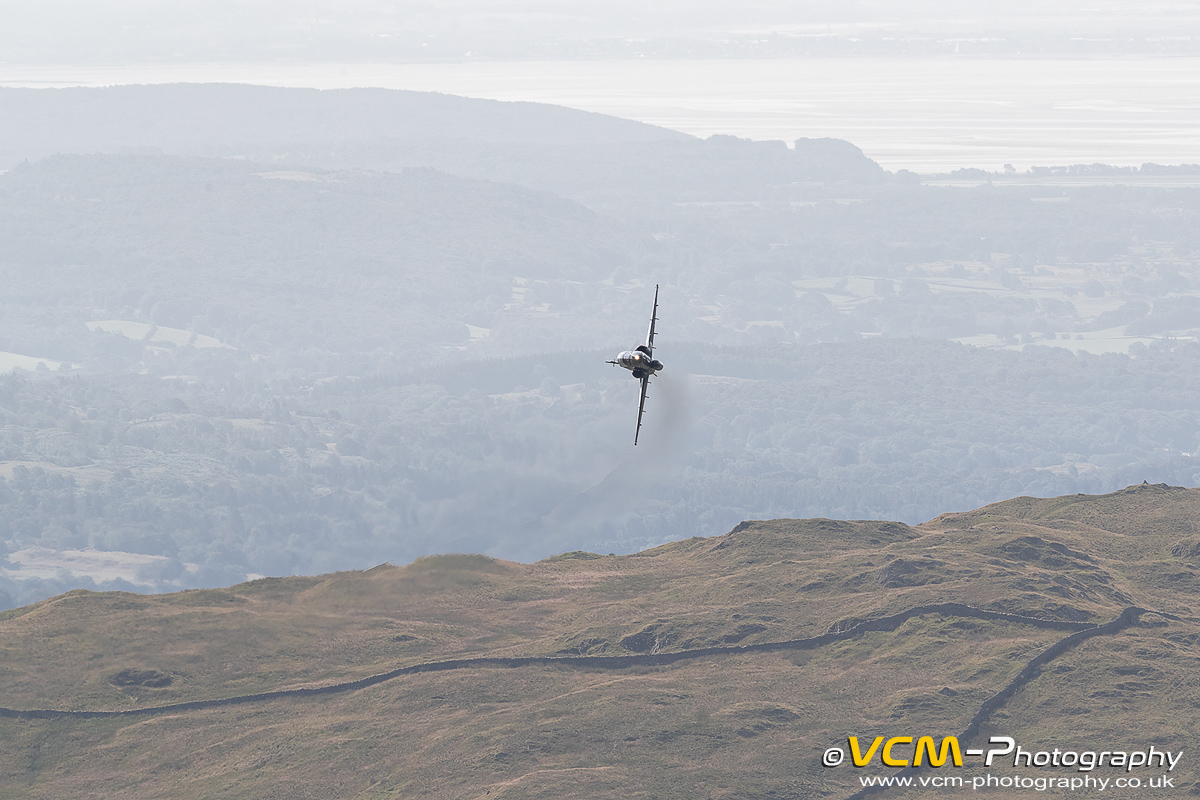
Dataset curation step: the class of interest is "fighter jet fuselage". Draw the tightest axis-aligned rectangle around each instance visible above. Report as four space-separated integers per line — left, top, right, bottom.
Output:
606 285 663 444
612 347 663 379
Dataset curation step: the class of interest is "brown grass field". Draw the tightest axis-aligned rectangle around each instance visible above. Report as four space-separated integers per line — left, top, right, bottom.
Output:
2 483 1199 799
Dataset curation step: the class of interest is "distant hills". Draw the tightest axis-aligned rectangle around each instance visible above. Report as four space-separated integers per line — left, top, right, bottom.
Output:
0 84 889 201
0 84 688 153
0 151 615 280
1 484 1196 798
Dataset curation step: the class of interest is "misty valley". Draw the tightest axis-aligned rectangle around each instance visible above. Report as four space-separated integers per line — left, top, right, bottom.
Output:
1 86 1199 610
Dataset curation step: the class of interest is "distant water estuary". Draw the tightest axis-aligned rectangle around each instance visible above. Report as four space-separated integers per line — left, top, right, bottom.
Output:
3 57 1199 172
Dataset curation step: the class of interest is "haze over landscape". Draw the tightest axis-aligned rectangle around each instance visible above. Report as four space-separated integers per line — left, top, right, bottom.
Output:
2 3 1200 798
6 2 1200 170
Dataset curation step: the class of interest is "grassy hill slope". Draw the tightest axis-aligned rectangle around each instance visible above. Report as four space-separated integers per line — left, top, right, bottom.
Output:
2 484 1198 798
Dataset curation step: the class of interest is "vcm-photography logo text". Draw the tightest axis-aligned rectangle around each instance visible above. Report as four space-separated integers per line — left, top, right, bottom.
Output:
822 735 1183 773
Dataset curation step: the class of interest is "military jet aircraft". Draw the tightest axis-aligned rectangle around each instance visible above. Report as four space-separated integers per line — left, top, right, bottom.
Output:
606 285 664 445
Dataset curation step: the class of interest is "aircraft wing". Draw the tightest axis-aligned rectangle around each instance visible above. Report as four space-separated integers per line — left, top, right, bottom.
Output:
634 373 650 445
645 284 659 357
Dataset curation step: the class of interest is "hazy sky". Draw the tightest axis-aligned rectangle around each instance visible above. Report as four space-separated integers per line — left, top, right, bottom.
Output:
5 1 1199 62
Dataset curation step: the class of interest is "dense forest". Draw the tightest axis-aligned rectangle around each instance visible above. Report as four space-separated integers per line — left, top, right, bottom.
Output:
1 87 1199 608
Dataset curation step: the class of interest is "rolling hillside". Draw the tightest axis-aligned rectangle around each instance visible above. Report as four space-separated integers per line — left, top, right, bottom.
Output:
2 483 1197 798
